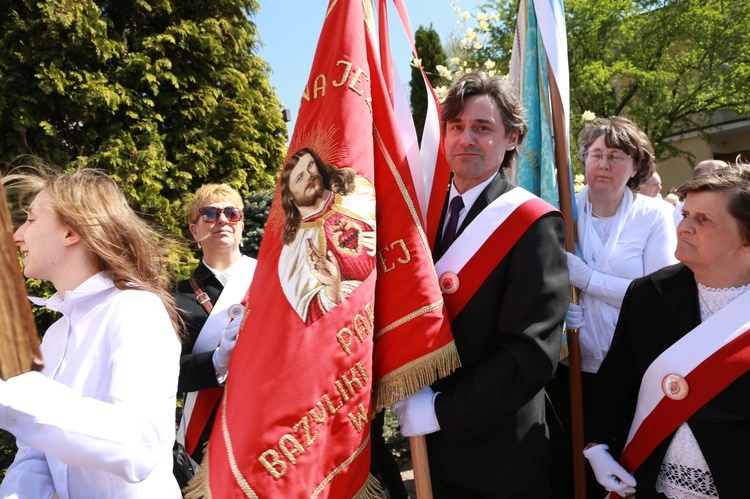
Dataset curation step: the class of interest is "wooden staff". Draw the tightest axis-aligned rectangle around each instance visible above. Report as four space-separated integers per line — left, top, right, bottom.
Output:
0 180 44 380
549 66 586 499
410 435 433 497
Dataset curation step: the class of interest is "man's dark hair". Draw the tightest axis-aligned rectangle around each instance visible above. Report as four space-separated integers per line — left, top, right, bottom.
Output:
280 147 355 245
440 72 528 171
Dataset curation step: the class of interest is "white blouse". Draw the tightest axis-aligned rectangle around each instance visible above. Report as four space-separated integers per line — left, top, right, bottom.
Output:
575 188 678 372
0 273 182 498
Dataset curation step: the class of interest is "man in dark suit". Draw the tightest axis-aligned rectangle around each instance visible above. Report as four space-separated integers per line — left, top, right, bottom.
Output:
391 72 569 498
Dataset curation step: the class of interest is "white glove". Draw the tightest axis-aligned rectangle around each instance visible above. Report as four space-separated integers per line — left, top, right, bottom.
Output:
566 302 585 330
212 320 241 377
390 386 440 437
583 444 637 497
567 252 593 291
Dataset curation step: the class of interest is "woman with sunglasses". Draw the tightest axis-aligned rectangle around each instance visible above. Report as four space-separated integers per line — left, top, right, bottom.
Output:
0 166 182 497
551 116 678 497
174 184 256 468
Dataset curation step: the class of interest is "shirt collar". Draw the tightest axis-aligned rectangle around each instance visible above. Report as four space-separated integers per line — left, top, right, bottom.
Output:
448 171 498 215
28 272 115 315
204 257 242 287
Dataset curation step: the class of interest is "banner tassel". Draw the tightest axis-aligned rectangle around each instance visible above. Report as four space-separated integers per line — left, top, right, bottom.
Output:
183 444 212 499
375 341 460 410
355 473 385 499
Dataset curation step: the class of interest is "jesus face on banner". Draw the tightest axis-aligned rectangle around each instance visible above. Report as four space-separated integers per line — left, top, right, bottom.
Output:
278 147 376 325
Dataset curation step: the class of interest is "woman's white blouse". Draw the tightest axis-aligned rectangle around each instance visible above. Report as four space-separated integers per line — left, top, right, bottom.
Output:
0 273 181 498
576 190 678 372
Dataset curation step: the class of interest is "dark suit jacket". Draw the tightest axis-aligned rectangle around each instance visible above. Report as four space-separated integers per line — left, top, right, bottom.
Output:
587 263 750 498
175 262 225 461
428 171 570 495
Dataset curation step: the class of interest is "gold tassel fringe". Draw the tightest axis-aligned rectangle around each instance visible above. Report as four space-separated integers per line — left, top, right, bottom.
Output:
354 473 385 499
183 445 212 499
558 336 569 361
374 341 461 411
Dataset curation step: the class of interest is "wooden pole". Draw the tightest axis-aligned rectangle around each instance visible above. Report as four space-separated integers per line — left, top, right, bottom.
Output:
548 65 586 499
0 180 44 380
410 435 433 498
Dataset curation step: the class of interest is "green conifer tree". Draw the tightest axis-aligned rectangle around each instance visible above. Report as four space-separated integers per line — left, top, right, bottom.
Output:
0 0 288 238
410 24 448 143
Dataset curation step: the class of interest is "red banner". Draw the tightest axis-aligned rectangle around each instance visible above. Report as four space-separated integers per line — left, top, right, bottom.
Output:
195 0 459 497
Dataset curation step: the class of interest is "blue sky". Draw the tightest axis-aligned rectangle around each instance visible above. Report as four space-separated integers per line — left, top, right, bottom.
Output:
253 0 483 136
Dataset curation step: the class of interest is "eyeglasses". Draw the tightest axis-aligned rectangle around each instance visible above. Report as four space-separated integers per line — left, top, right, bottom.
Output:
198 206 244 223
585 151 631 166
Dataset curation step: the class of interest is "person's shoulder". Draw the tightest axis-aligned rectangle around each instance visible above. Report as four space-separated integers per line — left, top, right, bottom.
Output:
176 278 193 294
112 286 165 308
632 193 676 227
633 262 689 289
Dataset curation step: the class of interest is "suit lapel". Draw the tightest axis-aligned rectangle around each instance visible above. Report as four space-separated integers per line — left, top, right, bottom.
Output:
653 264 700 334
433 195 450 259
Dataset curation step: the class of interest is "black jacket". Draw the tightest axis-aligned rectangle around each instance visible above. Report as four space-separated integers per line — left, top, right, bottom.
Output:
428 171 570 494
587 263 750 498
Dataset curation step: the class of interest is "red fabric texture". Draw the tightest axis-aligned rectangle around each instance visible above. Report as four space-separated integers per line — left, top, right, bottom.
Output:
205 0 455 496
184 386 223 456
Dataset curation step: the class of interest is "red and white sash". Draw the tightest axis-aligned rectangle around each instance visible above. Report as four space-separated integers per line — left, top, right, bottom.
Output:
435 187 558 320
616 287 750 483
177 255 256 455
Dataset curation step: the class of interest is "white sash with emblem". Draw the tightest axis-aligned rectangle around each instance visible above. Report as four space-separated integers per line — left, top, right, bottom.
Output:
617 286 750 478
435 187 557 320
177 255 256 447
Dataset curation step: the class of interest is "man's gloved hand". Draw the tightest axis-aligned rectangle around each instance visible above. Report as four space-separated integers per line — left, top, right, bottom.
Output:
566 302 585 330
583 444 637 497
390 386 440 437
567 252 594 291
212 320 241 377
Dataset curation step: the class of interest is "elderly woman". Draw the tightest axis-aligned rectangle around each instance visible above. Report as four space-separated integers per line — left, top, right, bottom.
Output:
175 184 257 466
568 116 678 374
555 116 678 496
0 167 182 497
583 163 750 498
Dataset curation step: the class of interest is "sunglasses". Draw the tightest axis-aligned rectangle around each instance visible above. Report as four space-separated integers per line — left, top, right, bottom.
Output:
198 206 244 223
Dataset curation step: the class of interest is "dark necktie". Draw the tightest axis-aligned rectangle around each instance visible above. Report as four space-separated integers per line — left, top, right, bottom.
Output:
441 195 464 253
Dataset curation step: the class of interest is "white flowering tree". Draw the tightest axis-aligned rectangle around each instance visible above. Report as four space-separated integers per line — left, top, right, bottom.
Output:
410 1 508 101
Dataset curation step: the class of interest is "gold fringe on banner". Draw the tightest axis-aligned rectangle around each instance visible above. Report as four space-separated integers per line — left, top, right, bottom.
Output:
354 473 384 499
374 341 461 411
182 445 211 499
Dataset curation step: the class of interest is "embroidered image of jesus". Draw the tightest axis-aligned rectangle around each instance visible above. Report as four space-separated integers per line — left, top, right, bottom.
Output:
278 147 376 324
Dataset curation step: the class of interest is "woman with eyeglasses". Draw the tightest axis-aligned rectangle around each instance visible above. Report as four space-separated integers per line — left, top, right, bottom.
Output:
0 166 183 497
174 184 257 470
552 116 678 497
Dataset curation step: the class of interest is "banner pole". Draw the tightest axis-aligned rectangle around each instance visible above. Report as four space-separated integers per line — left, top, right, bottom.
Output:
548 63 586 499
410 435 433 498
